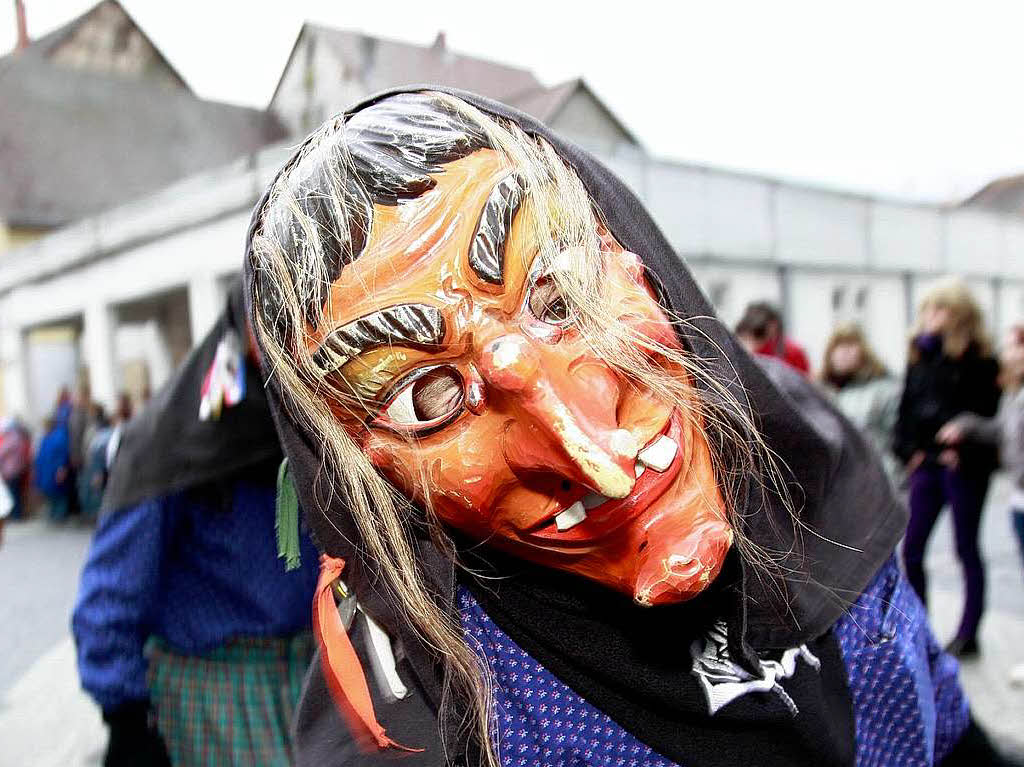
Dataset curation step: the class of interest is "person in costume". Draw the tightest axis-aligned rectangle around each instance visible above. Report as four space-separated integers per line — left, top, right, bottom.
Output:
72 280 320 767
894 277 1001 658
246 90 1014 767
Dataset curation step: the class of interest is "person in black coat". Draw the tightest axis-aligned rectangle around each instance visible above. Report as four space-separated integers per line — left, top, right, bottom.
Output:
895 277 1001 657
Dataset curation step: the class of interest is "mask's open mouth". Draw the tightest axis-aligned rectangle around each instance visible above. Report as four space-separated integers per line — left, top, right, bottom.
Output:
523 412 686 546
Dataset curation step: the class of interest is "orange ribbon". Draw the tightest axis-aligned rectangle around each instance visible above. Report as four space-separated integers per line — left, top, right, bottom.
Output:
313 554 422 753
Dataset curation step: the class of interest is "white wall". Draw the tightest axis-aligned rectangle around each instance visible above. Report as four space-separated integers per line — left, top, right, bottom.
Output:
0 213 246 417
1000 282 1024 340
869 202 943 271
24 329 80 424
270 34 359 137
776 188 868 268
688 262 782 330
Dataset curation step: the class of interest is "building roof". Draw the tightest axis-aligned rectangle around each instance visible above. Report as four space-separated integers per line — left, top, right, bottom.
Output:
0 2 286 229
271 25 544 107
503 78 641 146
16 0 191 91
960 172 1024 216
503 78 581 122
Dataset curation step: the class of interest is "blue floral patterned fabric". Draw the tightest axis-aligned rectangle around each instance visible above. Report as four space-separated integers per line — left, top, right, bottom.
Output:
458 556 969 767
834 556 970 766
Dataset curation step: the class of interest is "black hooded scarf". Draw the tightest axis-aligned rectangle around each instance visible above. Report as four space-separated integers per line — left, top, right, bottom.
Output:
243 88 906 766
102 278 282 513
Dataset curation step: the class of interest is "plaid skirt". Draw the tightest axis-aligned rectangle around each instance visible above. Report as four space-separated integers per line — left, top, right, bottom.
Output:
147 632 314 767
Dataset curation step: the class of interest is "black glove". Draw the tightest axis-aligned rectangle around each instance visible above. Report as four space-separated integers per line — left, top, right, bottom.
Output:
102 701 171 767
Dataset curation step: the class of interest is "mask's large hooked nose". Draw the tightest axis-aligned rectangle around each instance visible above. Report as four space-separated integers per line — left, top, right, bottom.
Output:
477 334 637 499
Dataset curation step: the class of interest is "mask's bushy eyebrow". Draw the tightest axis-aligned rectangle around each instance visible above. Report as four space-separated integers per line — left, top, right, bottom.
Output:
313 303 445 373
468 172 527 285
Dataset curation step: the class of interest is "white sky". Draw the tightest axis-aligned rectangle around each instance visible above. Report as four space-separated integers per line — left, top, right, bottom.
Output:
4 1 1024 203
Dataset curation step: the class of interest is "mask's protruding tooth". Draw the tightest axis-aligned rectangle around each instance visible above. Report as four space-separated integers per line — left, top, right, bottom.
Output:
581 492 609 509
635 463 646 479
554 501 587 531
637 435 678 473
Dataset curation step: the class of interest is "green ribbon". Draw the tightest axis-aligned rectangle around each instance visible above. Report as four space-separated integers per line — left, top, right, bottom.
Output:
275 457 302 572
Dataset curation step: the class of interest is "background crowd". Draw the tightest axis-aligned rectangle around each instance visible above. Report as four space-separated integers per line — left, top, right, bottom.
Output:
737 276 1024 677
0 385 135 527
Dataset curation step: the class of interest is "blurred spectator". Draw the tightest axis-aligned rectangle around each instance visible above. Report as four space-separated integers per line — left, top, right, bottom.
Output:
895 277 1001 658
0 416 32 520
735 301 811 375
103 393 134 479
54 386 73 426
819 323 902 479
937 324 1024 681
0 478 11 547
33 414 71 521
76 405 111 519
72 282 319 767
68 381 92 472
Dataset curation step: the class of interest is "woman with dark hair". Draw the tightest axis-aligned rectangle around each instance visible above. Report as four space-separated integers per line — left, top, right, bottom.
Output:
895 278 1001 658
248 89 1011 766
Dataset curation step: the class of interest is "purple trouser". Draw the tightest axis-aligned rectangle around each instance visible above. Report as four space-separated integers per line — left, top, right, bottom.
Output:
903 462 990 642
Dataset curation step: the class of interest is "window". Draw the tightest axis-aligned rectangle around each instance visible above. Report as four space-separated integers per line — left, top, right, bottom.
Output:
831 285 846 313
708 281 730 310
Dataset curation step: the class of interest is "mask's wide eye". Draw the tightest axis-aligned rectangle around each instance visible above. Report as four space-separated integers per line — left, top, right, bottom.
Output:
378 366 465 433
528 276 571 325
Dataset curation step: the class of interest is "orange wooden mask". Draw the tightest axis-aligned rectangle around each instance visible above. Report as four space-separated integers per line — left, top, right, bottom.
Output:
314 149 732 606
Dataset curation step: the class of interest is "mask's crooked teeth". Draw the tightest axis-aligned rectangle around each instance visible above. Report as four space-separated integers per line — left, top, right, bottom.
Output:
555 501 587 531
637 435 678 472
635 463 646 479
581 492 609 509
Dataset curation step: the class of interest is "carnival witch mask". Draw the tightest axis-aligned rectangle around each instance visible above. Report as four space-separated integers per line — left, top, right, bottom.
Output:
252 93 732 606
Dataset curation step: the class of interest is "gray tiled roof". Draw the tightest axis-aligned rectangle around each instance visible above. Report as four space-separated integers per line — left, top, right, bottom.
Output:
961 173 1024 216
0 22 285 228
503 78 581 122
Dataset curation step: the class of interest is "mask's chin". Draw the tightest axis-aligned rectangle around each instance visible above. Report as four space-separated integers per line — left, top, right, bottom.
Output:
628 421 733 606
630 512 734 606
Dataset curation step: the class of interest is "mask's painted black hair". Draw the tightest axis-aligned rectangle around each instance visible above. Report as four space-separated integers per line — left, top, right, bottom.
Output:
254 92 490 336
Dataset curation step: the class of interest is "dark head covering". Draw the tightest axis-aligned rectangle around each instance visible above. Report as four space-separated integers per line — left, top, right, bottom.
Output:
243 87 905 752
102 278 282 512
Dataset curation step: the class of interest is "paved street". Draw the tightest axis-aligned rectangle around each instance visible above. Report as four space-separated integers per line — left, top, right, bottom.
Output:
0 516 104 766
926 475 1024 760
0 477 1022 765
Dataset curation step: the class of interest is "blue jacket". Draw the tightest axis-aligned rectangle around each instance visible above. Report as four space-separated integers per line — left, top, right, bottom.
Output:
72 480 319 710
33 423 70 498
